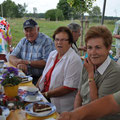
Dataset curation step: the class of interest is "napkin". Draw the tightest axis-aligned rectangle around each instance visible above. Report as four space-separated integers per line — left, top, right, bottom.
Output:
26 112 59 120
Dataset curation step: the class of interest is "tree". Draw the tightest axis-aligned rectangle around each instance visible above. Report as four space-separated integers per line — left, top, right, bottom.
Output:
45 9 64 21
67 0 96 48
33 7 37 17
56 9 64 21
89 6 101 22
57 0 74 20
89 6 101 17
45 9 56 21
33 7 37 14
17 3 27 17
0 0 27 18
67 0 96 14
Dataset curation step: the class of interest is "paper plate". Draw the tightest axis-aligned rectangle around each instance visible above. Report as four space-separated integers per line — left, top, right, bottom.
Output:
25 102 56 117
21 93 42 102
0 105 10 117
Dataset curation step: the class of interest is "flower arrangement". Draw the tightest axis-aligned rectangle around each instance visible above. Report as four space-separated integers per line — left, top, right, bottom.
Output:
1 67 22 87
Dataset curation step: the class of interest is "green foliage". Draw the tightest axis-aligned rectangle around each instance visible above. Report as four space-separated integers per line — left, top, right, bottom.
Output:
67 0 96 14
0 0 27 18
45 9 56 21
17 4 26 17
45 9 64 21
89 6 101 17
57 0 74 20
88 6 101 23
56 9 64 21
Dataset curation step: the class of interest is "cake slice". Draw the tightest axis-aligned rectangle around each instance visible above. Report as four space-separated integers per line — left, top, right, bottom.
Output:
33 103 51 113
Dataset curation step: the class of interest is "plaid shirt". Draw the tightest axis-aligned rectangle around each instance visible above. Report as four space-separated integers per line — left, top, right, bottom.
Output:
11 32 55 77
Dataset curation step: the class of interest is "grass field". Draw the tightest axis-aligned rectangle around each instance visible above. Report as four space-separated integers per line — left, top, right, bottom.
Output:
7 18 117 55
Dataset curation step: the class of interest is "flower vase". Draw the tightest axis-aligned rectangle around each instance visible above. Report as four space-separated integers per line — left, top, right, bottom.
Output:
4 84 19 97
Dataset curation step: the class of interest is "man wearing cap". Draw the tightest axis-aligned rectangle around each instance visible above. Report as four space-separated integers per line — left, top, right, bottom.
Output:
9 19 55 85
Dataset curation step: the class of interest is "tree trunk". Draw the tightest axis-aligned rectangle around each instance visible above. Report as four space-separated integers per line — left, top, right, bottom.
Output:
79 14 84 55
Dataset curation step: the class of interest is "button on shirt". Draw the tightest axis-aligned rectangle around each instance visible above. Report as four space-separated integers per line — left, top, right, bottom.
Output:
11 32 55 77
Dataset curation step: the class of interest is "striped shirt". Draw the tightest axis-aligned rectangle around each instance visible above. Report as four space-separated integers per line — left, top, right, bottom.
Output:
11 32 55 77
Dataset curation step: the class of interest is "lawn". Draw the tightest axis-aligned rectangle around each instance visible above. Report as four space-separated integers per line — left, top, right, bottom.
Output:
7 18 117 55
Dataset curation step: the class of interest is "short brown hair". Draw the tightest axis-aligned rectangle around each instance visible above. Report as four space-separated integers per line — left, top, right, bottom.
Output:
85 25 112 48
53 26 74 44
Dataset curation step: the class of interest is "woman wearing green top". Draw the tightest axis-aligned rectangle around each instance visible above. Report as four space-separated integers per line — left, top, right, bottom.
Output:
75 25 120 120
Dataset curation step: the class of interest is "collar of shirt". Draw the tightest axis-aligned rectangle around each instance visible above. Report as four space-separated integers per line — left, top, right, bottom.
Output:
97 56 111 75
51 47 72 61
26 32 43 44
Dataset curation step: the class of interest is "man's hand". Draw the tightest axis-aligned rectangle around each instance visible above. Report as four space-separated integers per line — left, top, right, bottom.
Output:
17 60 29 65
17 63 28 74
113 34 120 39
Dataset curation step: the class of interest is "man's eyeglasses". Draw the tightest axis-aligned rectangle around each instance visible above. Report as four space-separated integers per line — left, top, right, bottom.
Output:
54 38 69 42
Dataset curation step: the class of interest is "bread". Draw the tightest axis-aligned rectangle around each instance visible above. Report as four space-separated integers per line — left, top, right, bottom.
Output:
33 103 51 113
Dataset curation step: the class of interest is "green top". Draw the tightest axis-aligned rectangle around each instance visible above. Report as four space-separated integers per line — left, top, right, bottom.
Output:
79 60 120 119
113 90 120 105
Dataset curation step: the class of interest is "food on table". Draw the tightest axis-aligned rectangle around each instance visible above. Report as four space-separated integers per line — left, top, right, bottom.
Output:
33 103 51 113
21 77 28 82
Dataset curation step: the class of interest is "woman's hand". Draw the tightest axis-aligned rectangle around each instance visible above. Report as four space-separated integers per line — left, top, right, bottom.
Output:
84 57 94 79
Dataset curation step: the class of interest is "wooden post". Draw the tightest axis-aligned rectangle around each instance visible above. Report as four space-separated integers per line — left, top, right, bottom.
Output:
85 17 89 34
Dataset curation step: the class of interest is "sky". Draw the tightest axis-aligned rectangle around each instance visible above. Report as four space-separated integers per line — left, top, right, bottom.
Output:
0 0 120 17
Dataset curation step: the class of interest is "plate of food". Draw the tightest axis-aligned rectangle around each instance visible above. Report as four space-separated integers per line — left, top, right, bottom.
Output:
20 76 33 83
0 105 10 117
21 92 43 102
25 102 56 117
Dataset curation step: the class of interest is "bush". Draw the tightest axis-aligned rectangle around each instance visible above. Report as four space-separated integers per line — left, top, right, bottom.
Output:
45 9 64 21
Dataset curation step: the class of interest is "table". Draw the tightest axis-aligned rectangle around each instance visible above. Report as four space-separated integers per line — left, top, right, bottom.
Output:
4 62 59 120
6 86 59 120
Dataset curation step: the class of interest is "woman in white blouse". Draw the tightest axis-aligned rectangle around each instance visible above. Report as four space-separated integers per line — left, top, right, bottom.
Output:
37 26 83 113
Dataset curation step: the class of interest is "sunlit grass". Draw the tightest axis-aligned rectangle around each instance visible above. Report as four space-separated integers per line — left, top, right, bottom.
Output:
7 18 116 55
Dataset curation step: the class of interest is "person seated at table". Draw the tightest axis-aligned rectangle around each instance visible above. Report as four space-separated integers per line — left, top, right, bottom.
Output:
36 26 83 113
0 17 12 62
9 19 55 85
67 22 86 55
74 25 120 120
57 91 120 120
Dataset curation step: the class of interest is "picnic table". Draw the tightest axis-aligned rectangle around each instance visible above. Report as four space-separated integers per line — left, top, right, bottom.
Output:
2 62 59 120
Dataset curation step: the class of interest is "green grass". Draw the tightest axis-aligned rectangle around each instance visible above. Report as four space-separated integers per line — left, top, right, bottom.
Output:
7 18 116 55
